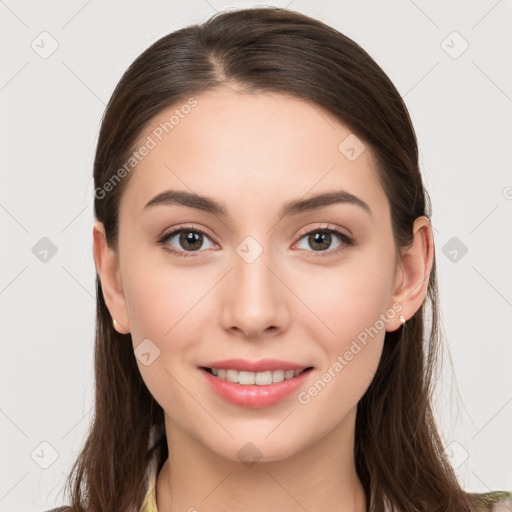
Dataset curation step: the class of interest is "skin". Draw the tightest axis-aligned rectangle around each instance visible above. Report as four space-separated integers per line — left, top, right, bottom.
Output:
93 85 434 512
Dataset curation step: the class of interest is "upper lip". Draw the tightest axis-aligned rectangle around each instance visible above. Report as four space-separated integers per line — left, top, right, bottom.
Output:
200 358 312 373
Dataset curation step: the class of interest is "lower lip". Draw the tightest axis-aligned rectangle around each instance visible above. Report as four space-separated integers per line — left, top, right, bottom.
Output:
200 368 313 408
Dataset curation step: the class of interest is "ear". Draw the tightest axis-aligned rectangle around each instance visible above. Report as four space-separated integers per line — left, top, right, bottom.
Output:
386 216 434 332
92 220 131 334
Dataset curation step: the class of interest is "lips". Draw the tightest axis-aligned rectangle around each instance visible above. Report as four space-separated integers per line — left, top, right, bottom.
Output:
200 358 311 373
200 364 314 408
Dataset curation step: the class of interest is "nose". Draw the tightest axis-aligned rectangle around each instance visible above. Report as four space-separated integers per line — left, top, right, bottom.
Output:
220 247 290 340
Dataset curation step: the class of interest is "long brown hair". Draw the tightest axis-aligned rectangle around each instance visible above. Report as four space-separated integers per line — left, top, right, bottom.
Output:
61 7 481 511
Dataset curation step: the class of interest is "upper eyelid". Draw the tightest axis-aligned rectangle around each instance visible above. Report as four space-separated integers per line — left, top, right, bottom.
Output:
160 223 216 240
295 223 352 239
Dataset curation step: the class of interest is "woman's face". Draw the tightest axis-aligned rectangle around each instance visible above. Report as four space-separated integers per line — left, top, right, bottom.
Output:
106 86 412 462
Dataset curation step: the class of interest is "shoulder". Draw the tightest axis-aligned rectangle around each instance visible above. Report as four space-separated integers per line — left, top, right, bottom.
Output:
470 491 512 511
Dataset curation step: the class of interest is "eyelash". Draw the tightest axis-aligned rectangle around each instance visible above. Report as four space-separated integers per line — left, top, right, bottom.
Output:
157 224 354 259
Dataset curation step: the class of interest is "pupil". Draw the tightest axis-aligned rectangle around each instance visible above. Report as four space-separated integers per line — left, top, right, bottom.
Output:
180 231 202 251
310 232 331 251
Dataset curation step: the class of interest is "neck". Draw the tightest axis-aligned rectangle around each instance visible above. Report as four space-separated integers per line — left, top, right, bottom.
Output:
155 407 367 512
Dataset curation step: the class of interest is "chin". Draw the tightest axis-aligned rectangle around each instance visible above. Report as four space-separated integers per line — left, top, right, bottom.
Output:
203 432 307 466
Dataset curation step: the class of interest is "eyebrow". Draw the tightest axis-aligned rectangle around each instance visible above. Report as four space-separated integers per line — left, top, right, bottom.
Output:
143 189 372 219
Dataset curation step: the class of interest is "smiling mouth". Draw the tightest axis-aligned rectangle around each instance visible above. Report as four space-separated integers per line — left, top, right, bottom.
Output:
200 366 314 386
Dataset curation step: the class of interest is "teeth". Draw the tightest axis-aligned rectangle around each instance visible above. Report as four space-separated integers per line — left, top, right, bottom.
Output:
209 368 305 385
285 370 295 380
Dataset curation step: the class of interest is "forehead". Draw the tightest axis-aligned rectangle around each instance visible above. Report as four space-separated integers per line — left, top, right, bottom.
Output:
119 87 389 222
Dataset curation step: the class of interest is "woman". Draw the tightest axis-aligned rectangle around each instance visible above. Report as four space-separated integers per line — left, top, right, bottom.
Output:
47 7 511 512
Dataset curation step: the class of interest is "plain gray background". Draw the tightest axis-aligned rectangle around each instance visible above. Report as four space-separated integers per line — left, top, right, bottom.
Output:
1 1 511 510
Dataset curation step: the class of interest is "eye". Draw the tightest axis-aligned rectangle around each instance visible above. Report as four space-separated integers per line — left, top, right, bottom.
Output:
158 224 354 259
294 225 354 257
158 225 216 258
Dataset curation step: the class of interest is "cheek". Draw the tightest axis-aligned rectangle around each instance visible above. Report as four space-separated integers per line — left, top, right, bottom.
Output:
294 253 396 350
120 253 216 395
121 246 212 342
291 248 396 399
120 259 210 417
294 267 391 421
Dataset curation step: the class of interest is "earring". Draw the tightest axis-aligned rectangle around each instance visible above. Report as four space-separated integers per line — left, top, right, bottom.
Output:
112 318 118 331
399 315 406 325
